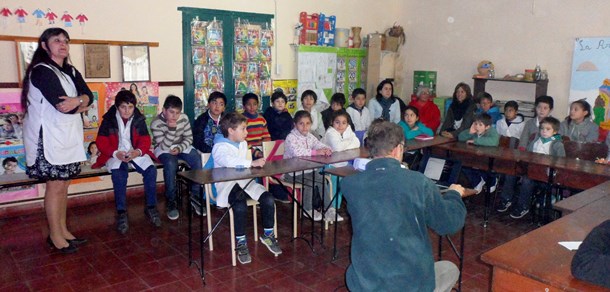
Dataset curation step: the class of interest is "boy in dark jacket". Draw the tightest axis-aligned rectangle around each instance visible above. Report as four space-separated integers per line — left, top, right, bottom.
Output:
342 120 466 292
93 91 160 234
193 91 226 153
263 91 293 140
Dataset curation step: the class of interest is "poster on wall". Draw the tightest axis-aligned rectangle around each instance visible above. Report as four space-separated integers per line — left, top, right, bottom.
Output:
297 46 334 112
0 91 38 204
104 82 159 128
272 79 298 115
569 37 610 132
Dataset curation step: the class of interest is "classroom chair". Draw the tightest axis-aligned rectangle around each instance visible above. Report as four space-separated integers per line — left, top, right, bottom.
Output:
563 141 608 162
199 153 277 266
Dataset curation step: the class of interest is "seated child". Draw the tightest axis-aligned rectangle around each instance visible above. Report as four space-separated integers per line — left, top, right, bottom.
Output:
264 91 293 140
299 90 325 138
495 101 525 212
321 93 355 131
283 110 337 222
151 95 202 220
399 105 434 139
212 112 281 264
476 92 501 126
92 90 161 234
346 88 372 144
242 93 271 159
499 117 565 219
193 91 226 153
458 113 500 194
321 111 360 219
496 100 525 141
519 95 554 151
559 99 599 142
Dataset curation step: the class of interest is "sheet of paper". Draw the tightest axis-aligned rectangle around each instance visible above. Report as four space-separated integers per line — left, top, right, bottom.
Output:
424 157 445 181
558 241 582 250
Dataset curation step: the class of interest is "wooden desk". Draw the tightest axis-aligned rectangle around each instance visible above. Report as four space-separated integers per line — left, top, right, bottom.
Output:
298 147 369 165
481 196 610 291
554 181 610 215
177 158 324 281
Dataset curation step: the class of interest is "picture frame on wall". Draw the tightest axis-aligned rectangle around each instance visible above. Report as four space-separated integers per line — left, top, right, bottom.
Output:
15 41 38 86
84 44 111 78
121 45 150 82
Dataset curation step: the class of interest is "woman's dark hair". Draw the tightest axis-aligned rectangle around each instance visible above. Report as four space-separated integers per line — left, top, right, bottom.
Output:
375 79 395 102
21 28 71 112
452 82 473 103
567 99 592 126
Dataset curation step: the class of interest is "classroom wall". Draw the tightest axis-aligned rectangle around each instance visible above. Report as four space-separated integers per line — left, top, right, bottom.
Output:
0 0 400 101
400 0 609 117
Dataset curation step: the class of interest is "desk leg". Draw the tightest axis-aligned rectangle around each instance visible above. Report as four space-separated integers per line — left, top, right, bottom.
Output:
332 174 341 261
482 158 495 228
320 167 325 246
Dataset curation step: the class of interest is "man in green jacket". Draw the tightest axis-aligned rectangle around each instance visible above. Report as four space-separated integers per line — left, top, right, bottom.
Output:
342 120 467 291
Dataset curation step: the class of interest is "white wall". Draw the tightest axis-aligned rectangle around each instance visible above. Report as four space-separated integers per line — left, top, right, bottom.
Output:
400 0 609 117
1 0 399 100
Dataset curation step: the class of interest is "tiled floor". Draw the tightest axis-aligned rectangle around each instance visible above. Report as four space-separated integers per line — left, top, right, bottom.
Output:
0 192 537 291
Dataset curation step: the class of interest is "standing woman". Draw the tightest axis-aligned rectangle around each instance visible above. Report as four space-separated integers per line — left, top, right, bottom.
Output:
440 82 477 138
368 80 402 123
21 28 93 253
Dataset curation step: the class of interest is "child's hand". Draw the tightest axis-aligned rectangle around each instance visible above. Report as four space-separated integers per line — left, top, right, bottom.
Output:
595 158 608 164
116 151 130 162
251 158 266 168
466 139 475 144
170 148 180 155
321 148 333 156
469 124 477 134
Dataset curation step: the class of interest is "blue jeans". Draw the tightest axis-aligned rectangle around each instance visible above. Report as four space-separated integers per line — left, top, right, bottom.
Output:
514 176 544 211
228 184 275 237
499 174 519 203
111 162 157 212
158 148 202 203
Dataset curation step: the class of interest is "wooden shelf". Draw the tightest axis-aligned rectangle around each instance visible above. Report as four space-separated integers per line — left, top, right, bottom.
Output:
0 35 159 47
473 77 548 100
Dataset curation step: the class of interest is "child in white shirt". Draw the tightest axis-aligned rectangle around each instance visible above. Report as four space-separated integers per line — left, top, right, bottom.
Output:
346 88 372 144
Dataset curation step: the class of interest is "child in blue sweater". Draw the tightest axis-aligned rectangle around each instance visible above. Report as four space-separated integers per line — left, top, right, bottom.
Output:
398 105 434 139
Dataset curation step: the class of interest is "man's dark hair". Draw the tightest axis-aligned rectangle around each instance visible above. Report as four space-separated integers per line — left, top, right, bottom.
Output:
163 95 183 110
114 90 137 107
366 120 405 157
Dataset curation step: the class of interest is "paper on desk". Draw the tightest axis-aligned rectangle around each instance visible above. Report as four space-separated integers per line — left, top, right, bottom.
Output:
558 241 582 250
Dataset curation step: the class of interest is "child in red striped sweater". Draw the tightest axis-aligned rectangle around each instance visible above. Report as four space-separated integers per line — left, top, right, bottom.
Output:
242 93 271 159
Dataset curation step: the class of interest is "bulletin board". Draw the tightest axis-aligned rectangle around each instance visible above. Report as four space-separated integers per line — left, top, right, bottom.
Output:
297 45 336 112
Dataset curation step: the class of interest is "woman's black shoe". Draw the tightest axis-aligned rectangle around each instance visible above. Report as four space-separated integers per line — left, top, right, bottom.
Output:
67 238 88 246
46 236 78 254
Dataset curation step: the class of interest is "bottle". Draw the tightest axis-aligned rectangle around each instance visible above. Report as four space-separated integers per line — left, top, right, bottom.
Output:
534 65 541 81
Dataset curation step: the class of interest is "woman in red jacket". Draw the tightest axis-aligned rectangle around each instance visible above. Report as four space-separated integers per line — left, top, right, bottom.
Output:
93 90 160 234
409 85 441 134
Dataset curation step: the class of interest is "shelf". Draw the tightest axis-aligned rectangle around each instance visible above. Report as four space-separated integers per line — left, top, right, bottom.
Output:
472 77 548 100
0 35 159 47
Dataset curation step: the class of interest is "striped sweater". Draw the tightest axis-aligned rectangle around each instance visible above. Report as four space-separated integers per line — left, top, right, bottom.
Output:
150 112 194 152
245 114 271 147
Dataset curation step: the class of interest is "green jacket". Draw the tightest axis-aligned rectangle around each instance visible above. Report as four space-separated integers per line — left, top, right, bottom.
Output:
457 127 500 146
342 158 466 292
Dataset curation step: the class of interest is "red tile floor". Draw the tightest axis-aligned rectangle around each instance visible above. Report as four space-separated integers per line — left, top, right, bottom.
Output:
0 192 537 291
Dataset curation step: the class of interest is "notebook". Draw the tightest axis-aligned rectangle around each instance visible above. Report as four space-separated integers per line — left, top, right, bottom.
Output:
418 155 462 193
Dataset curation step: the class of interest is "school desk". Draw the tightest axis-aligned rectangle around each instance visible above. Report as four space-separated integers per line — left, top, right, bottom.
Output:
554 181 610 215
481 196 610 291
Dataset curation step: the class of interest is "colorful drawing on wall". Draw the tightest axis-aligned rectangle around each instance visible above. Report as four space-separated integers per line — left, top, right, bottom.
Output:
272 80 298 115
32 8 45 26
0 92 38 204
104 82 159 128
569 37 610 132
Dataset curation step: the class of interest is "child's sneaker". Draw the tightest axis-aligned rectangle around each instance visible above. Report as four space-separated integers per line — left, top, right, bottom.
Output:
166 201 179 220
235 243 252 264
190 197 207 216
510 207 529 219
488 177 499 193
324 208 344 222
144 207 162 227
473 178 486 194
496 201 512 213
259 234 282 256
305 210 323 221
